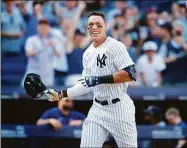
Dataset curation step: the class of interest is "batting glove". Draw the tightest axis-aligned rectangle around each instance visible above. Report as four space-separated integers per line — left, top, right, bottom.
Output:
44 89 62 101
79 76 99 87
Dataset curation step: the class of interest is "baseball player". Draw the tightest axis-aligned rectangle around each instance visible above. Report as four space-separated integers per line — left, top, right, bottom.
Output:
43 12 137 147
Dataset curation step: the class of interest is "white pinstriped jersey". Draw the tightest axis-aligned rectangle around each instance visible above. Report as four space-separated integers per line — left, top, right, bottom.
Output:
80 36 137 147
82 36 134 100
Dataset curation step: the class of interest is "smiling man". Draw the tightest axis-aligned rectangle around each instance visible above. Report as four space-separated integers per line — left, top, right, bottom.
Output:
42 12 137 147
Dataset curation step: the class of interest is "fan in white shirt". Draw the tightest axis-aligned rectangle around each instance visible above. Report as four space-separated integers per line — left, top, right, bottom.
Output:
136 41 166 87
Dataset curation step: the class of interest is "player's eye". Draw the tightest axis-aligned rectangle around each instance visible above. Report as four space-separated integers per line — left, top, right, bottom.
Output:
97 25 103 28
88 25 103 30
88 26 92 30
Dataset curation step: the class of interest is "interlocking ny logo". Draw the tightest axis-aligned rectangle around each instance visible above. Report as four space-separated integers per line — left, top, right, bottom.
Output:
97 54 107 68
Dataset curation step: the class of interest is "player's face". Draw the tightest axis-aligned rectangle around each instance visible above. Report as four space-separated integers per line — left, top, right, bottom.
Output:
87 15 107 41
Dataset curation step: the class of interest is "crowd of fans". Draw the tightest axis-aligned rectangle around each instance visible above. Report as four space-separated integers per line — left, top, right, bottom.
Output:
1 0 187 88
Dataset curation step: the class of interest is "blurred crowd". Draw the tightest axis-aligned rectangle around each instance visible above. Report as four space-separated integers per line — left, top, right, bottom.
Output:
1 0 187 88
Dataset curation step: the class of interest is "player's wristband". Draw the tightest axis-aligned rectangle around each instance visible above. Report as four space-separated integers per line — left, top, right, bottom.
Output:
62 90 68 98
97 75 114 84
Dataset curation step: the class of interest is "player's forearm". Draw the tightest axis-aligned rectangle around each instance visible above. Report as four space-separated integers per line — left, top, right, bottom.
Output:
97 65 136 84
61 82 92 98
96 70 132 84
113 70 133 83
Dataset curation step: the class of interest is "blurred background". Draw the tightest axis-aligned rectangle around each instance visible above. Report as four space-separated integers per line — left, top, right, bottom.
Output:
1 0 187 148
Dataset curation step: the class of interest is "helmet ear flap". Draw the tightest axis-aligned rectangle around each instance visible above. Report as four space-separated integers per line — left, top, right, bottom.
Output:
24 73 46 98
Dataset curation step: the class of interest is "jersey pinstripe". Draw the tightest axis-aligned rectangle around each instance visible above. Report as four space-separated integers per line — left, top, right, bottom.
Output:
81 36 137 147
82 36 134 100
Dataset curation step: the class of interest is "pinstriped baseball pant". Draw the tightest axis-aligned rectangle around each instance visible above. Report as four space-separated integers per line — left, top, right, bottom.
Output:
80 94 137 147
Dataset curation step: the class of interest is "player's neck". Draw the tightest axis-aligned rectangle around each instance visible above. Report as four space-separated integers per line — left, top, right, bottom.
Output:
93 36 107 48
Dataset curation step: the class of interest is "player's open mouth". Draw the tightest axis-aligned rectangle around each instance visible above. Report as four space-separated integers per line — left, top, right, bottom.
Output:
92 32 99 37
92 31 99 34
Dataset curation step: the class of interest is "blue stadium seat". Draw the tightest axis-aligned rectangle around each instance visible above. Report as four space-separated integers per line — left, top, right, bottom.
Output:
2 74 24 86
1 54 27 86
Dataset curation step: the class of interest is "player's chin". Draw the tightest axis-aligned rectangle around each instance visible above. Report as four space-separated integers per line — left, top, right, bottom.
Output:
91 35 100 41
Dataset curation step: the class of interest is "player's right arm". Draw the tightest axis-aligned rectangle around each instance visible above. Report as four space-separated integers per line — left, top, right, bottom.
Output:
45 49 92 101
45 81 92 101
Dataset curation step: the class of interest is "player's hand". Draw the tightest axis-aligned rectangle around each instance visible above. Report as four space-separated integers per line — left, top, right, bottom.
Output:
79 76 99 87
48 118 63 130
44 89 62 101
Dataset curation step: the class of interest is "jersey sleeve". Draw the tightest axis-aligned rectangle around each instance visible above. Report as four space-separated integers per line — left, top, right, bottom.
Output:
111 42 134 70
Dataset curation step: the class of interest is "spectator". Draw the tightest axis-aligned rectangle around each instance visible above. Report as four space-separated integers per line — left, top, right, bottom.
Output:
42 1 60 27
167 20 187 62
108 14 126 40
52 1 87 86
50 26 69 79
107 1 127 22
1 0 26 56
22 19 60 87
146 7 158 29
136 41 166 87
165 107 187 128
157 22 173 62
147 25 162 49
165 107 187 148
65 29 88 87
120 33 139 63
144 105 166 126
177 1 187 41
158 20 187 64
122 6 137 31
65 1 87 53
22 1 44 43
67 29 85 75
144 7 158 39
37 98 86 130
140 105 171 148
56 1 77 19
158 20 187 85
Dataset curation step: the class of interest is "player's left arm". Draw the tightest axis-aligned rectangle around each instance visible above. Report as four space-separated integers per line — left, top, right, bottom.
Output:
113 65 136 83
110 42 136 83
81 65 135 87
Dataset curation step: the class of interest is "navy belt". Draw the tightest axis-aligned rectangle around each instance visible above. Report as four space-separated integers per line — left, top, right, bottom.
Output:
95 98 120 106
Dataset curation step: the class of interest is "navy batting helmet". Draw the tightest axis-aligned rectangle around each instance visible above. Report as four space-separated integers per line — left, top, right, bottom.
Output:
24 73 46 98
